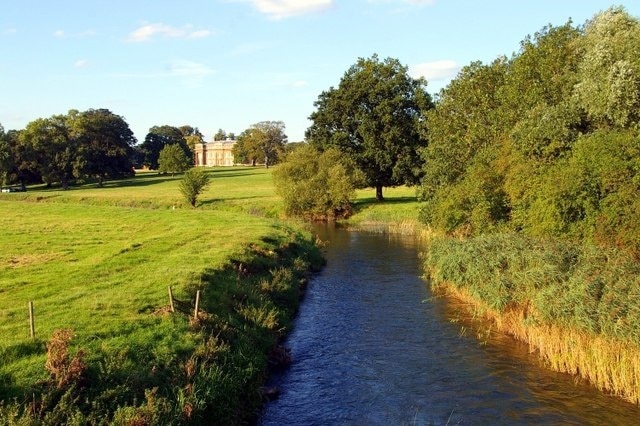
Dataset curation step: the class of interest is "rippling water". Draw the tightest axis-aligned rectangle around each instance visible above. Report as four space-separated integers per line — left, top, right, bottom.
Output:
259 226 640 425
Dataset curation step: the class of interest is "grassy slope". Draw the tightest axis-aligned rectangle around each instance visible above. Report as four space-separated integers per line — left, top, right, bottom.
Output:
0 167 318 423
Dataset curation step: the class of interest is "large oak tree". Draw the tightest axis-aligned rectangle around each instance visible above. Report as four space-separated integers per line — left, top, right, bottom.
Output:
306 54 433 201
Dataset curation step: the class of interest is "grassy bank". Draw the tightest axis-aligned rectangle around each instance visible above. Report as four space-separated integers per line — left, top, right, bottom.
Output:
0 167 322 424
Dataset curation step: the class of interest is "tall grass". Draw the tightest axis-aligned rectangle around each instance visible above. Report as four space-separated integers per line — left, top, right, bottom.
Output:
0 167 322 424
424 233 640 403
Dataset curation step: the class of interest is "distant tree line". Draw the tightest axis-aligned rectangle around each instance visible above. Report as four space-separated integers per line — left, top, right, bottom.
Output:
0 109 292 189
0 109 137 190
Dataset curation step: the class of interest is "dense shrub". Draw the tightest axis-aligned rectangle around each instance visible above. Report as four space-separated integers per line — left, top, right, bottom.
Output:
272 144 360 220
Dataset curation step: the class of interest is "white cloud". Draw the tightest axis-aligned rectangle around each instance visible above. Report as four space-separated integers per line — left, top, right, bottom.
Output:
168 60 214 78
126 23 211 42
53 29 97 38
409 60 459 81
251 0 334 19
74 59 89 68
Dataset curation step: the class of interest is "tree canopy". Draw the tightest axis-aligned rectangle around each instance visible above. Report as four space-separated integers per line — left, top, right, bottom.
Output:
306 54 433 200
139 125 191 170
232 121 287 167
418 6 640 258
273 144 360 220
14 109 136 189
158 143 191 176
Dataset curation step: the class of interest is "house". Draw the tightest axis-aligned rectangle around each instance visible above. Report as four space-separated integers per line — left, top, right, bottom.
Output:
194 140 236 167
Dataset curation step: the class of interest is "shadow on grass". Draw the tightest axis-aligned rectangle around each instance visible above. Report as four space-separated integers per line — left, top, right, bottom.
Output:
352 196 417 213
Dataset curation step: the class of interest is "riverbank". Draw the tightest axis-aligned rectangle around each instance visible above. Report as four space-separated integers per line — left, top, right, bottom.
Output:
345 189 640 405
0 168 322 424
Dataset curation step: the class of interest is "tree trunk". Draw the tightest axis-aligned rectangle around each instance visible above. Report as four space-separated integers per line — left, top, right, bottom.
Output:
375 184 384 201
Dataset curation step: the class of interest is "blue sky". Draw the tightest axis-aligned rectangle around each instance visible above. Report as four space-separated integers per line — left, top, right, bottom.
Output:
1 1 638 143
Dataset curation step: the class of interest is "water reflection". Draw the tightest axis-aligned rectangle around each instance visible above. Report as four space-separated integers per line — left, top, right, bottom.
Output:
259 225 639 425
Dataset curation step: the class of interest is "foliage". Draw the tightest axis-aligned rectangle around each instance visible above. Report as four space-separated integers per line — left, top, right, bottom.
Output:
307 54 432 201
419 7 640 259
272 144 360 220
12 109 135 189
140 125 191 170
233 121 287 167
575 6 640 128
213 128 227 141
180 126 204 153
179 167 211 207
158 143 192 176
70 109 136 186
18 114 77 189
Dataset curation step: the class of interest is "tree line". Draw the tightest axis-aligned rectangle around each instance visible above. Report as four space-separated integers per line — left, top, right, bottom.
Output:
0 110 288 189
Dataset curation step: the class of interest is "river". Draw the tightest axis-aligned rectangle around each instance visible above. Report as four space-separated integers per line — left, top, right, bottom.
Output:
259 226 640 425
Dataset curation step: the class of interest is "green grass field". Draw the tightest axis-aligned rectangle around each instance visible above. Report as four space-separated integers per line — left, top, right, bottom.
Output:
0 167 326 423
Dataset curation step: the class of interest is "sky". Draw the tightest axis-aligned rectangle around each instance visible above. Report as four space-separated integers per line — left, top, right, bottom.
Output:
1 0 639 143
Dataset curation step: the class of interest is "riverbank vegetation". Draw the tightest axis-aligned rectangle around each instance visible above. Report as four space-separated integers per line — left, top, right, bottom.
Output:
419 7 640 403
0 168 323 424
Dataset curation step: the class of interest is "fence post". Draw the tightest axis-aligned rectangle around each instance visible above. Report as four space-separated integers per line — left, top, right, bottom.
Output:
28 301 35 339
194 290 200 320
168 286 175 313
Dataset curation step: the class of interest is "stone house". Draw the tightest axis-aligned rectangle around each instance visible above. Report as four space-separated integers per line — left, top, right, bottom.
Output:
194 140 236 167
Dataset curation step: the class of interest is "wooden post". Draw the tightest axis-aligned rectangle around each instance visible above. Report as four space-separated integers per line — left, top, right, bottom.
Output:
168 286 175 313
28 301 35 339
194 290 200 320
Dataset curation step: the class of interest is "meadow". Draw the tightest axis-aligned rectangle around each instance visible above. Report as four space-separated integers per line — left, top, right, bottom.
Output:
0 167 322 424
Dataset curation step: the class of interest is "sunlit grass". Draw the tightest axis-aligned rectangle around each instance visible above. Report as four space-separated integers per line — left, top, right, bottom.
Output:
0 166 316 423
347 186 422 233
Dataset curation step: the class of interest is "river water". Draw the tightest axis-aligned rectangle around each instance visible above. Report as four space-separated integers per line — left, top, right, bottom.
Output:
259 226 640 425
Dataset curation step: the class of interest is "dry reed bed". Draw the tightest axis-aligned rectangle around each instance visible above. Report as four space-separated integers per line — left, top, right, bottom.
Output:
424 233 640 405
434 283 640 404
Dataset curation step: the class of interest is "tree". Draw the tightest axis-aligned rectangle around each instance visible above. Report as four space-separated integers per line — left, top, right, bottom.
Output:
233 121 287 167
213 128 227 141
158 143 191 176
179 167 210 207
575 7 640 128
139 125 190 170
180 126 204 152
0 124 11 188
273 144 360 220
19 114 78 189
71 109 136 187
306 54 432 201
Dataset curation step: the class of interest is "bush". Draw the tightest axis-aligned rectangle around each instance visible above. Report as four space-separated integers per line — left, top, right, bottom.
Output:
179 168 210 207
272 145 359 220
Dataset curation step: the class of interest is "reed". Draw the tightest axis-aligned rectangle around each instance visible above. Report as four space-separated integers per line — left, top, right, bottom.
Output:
426 233 640 404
